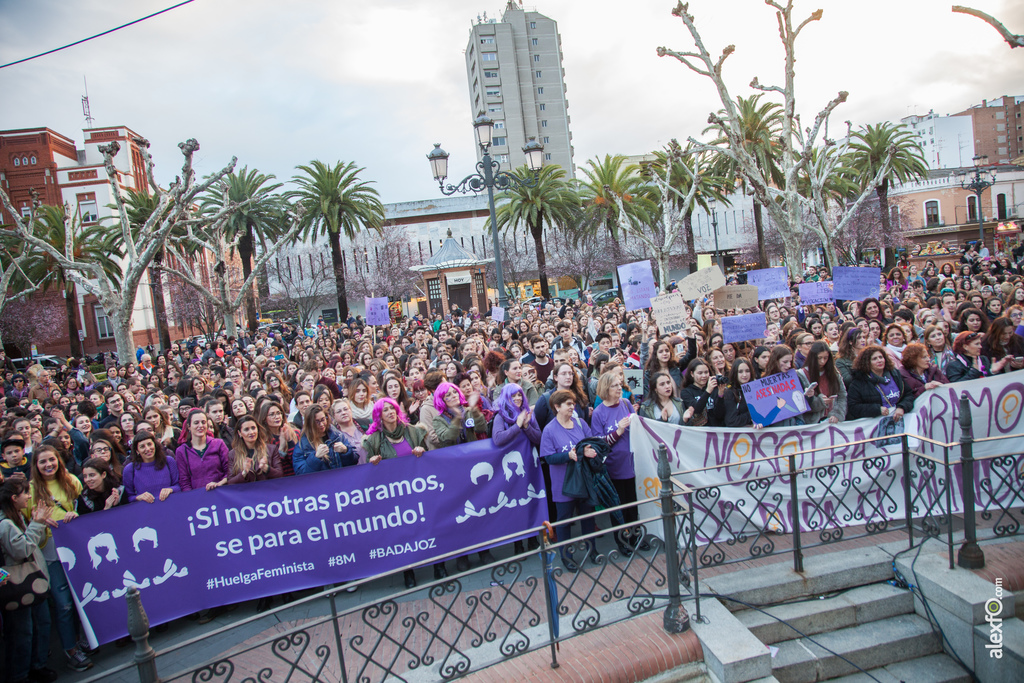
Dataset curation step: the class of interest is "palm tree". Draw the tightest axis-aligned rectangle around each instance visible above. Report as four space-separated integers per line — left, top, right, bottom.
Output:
202 168 285 333
289 161 384 322
847 123 927 265
24 205 121 357
705 94 785 268
120 190 173 351
576 155 652 286
493 164 578 300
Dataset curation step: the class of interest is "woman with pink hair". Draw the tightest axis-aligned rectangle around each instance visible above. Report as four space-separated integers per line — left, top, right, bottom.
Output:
432 382 488 447
362 397 429 464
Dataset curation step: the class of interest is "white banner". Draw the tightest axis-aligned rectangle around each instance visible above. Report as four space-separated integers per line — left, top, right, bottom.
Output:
631 373 1024 542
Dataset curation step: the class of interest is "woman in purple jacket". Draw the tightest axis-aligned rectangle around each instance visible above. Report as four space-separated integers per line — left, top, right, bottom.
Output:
174 409 231 492
491 383 542 447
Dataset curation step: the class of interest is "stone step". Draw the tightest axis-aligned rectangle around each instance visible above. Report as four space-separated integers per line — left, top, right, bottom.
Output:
736 583 914 645
770 614 941 683
826 653 972 683
704 547 895 613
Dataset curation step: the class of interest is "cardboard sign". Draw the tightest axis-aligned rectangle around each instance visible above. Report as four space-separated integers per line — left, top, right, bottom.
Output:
617 260 658 311
798 281 834 305
364 297 390 326
741 370 809 427
721 312 767 343
677 266 726 301
832 267 881 301
491 306 505 322
650 292 690 335
623 368 644 396
747 267 790 300
713 285 759 310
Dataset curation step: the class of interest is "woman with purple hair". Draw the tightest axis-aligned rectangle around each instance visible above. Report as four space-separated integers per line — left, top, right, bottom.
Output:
491 383 541 448
432 382 488 448
362 398 429 464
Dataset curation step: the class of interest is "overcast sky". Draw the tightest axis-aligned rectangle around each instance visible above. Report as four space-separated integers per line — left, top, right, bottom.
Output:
1 0 1022 204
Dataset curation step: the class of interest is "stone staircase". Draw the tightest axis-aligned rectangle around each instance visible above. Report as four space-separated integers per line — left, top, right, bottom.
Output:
692 544 977 683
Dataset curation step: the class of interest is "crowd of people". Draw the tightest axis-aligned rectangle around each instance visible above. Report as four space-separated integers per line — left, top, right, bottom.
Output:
1 243 1023 682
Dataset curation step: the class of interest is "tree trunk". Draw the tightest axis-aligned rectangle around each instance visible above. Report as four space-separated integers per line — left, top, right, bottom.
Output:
64 280 84 358
150 252 171 353
608 217 623 294
329 230 349 321
239 222 259 333
876 181 896 269
110 305 135 364
683 211 698 273
753 201 768 268
532 215 551 300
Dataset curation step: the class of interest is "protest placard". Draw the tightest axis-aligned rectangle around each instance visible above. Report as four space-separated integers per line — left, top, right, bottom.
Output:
364 297 390 325
832 267 881 300
747 266 790 300
617 260 658 310
491 306 505 322
798 280 834 305
677 266 726 301
721 312 767 343
623 368 644 396
741 369 809 427
713 284 759 310
650 292 690 335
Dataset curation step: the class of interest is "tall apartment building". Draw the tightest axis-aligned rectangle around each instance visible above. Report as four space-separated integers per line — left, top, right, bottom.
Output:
901 95 1024 170
464 2 574 177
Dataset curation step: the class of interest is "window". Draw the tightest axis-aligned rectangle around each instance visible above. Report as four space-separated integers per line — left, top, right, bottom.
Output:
541 120 548 127
482 52 497 61
20 206 30 218
480 37 494 44
497 154 509 163
30 156 36 165
539 103 546 110
530 21 536 28
545 153 552 161
21 157 28 166
537 86 544 94
488 105 502 113
532 38 538 45
95 306 114 339
535 70 542 78
533 54 540 62
486 88 501 97
494 121 504 129
542 136 550 144
79 200 98 223
967 195 978 222
492 137 507 147
997 193 1008 220
925 200 940 227
475 271 485 296
484 70 498 78
12 158 18 167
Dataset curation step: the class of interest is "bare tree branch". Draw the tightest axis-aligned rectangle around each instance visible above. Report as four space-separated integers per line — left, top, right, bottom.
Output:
953 5 1024 48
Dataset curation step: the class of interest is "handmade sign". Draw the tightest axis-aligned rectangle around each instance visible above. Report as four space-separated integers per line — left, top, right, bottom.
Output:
747 267 790 300
677 266 726 301
491 306 505 322
798 281 834 305
740 370 809 426
721 312 767 343
713 285 759 310
364 297 390 325
617 260 658 311
650 293 690 335
623 368 644 396
832 267 881 300
55 433 544 646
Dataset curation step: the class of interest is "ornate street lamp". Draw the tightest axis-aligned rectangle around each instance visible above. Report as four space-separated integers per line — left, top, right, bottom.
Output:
427 114 543 308
957 154 997 252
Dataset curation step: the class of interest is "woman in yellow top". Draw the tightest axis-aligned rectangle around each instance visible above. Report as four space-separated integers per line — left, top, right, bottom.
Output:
29 444 94 672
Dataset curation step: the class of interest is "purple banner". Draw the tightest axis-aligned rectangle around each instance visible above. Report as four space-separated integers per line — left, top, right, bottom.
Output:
832 267 881 301
741 369 809 426
53 433 543 646
365 297 390 325
747 267 790 300
721 312 767 343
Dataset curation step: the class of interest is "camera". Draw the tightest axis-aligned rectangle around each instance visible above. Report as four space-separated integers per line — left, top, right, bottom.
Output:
715 375 727 385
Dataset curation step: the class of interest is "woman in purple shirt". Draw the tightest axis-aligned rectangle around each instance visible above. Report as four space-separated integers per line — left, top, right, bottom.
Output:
174 409 231 492
590 372 638 555
491 383 542 448
539 389 626 572
122 433 180 503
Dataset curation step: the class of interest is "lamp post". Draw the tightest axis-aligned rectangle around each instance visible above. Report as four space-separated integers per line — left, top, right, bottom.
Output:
709 197 723 273
958 154 997 253
427 114 544 309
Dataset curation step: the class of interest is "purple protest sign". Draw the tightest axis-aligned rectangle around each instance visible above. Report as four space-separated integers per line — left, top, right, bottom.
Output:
746 267 790 300
617 260 657 311
832 267 881 300
798 281 834 305
741 370 809 426
365 297 390 325
721 312 767 343
53 433 543 646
